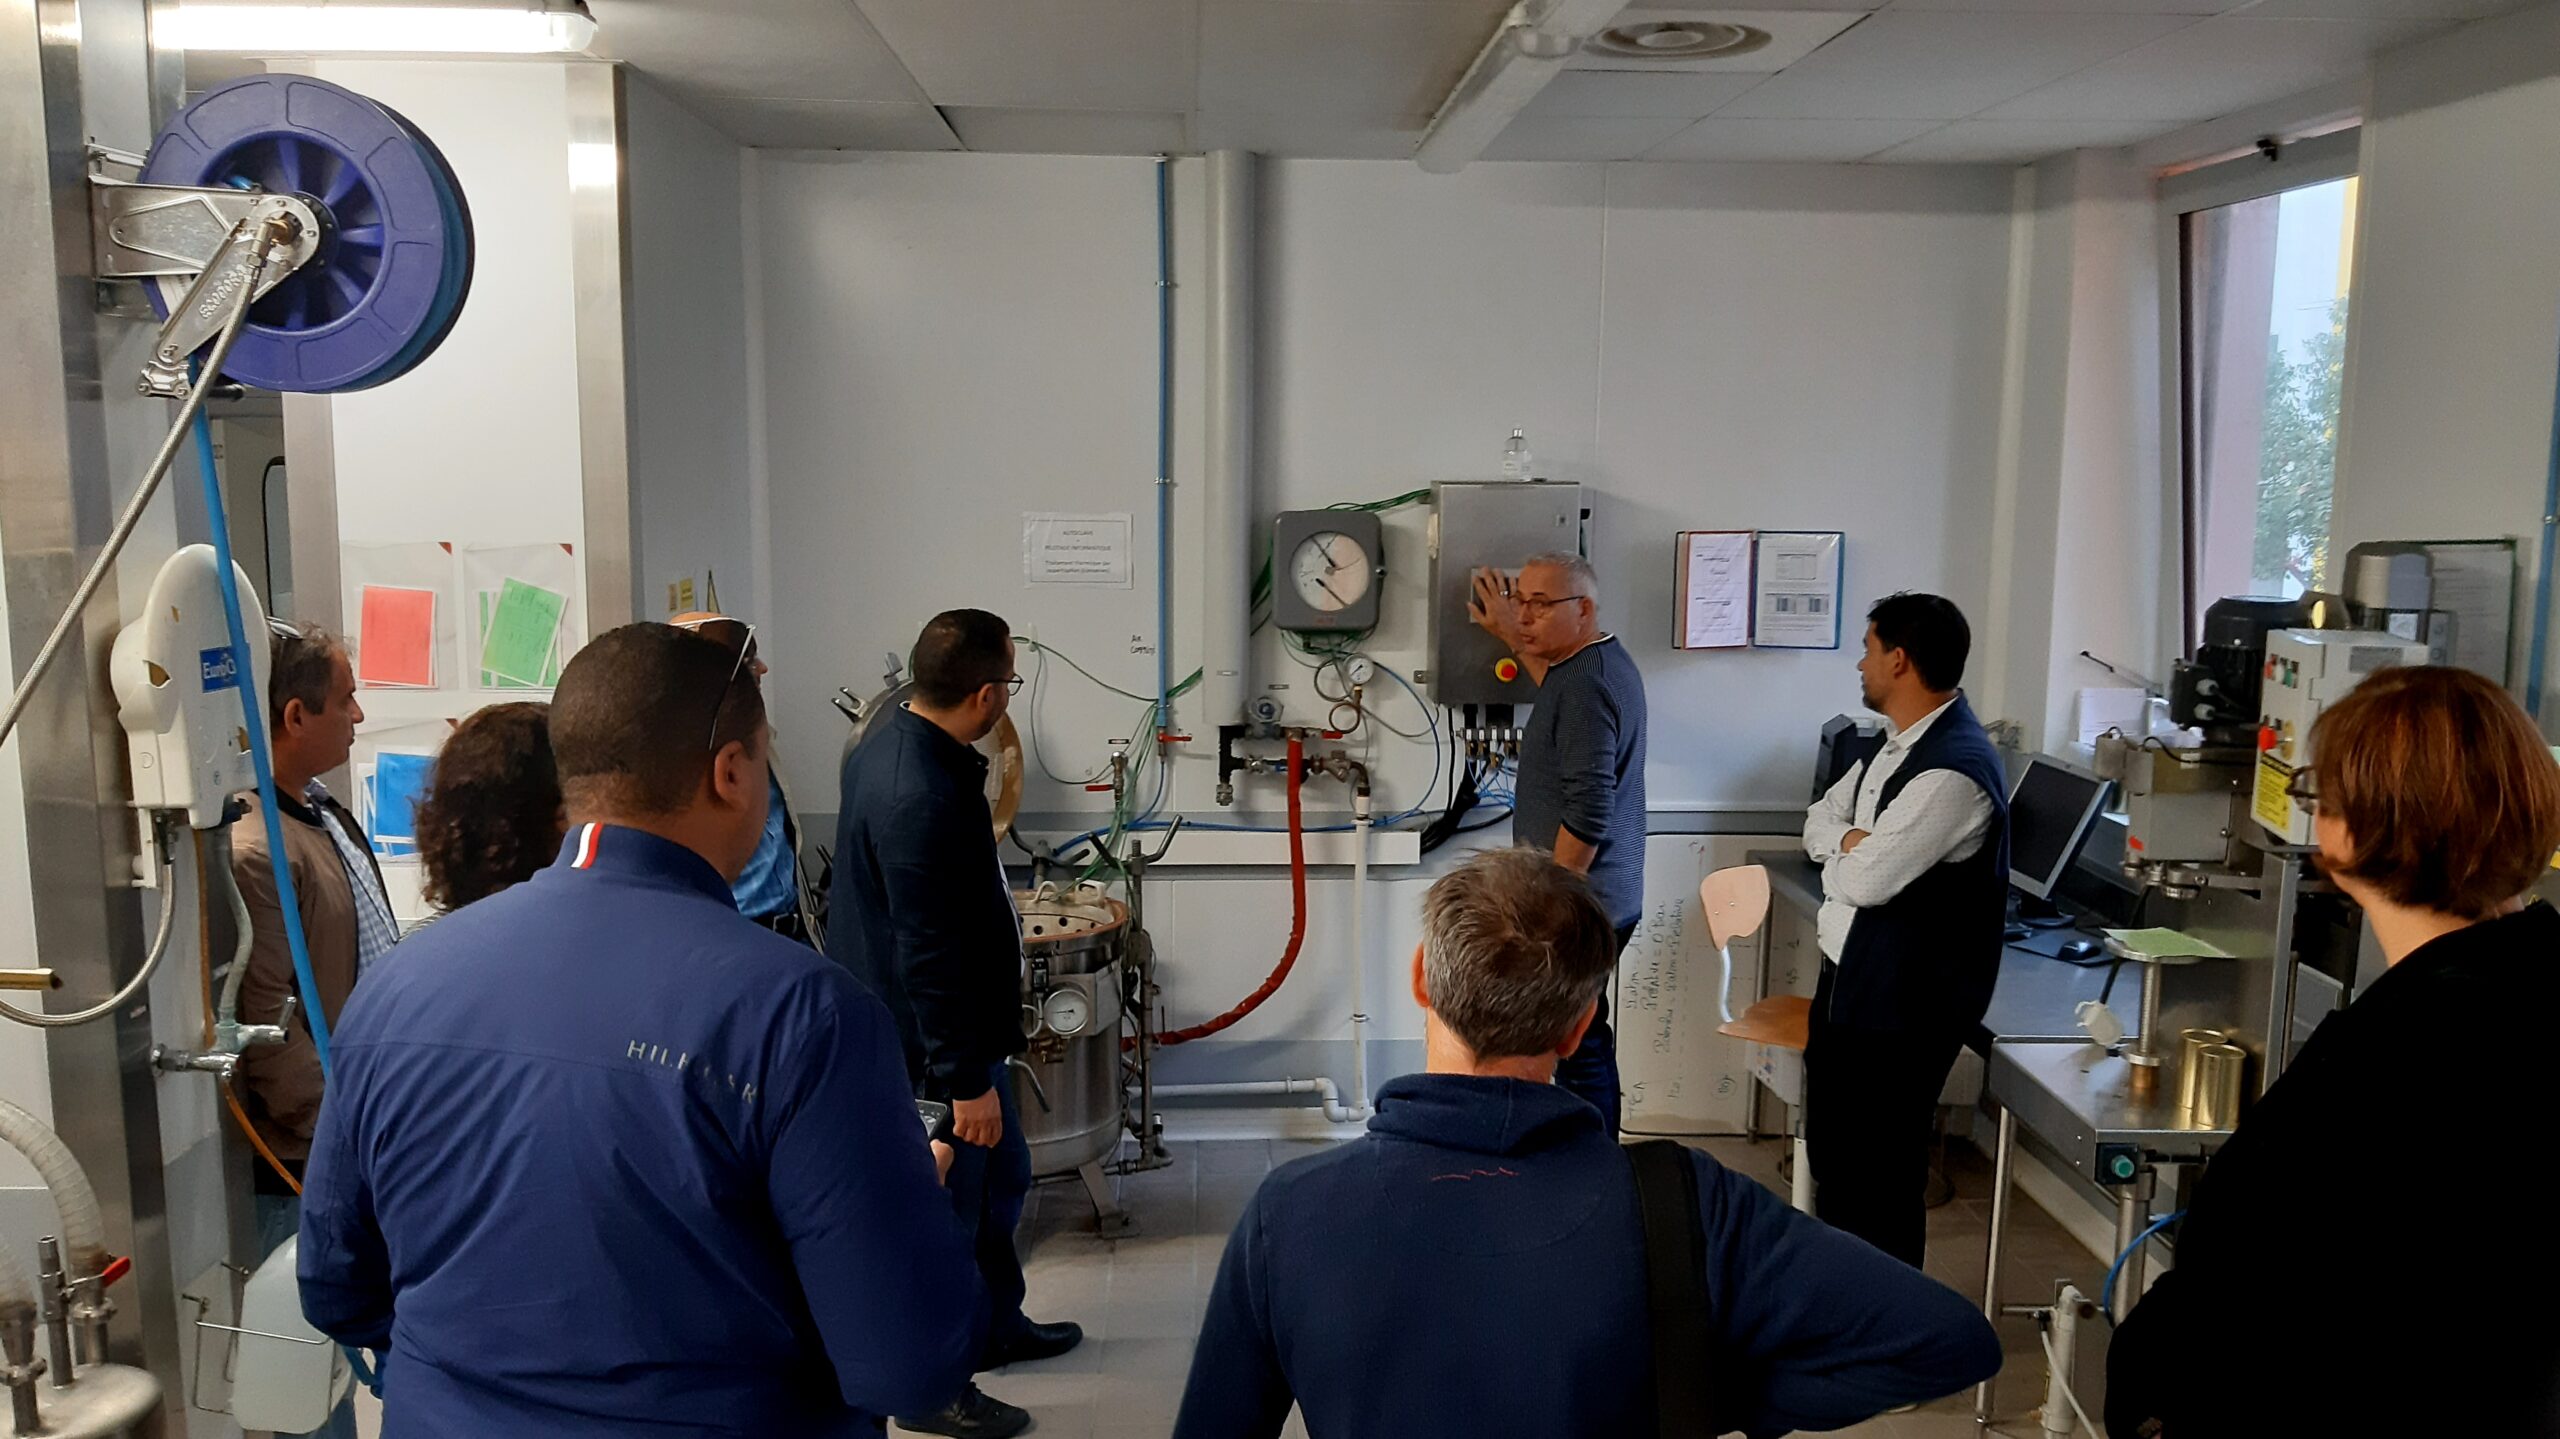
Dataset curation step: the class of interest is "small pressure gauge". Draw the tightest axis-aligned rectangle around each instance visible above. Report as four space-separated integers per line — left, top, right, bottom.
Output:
1344 657 1377 685
1271 510 1384 633
1041 987 1095 1038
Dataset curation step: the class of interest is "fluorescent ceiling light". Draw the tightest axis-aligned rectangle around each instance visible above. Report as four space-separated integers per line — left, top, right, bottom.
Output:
1415 0 1631 174
170 1 597 54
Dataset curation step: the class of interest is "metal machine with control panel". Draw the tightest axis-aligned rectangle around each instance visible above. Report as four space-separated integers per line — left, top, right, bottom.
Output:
1425 480 1584 707
2251 629 2430 846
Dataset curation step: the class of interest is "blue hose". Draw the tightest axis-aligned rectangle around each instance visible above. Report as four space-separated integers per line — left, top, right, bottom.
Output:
189 396 334 1076
1153 156 1175 746
2100 1209 2183 1321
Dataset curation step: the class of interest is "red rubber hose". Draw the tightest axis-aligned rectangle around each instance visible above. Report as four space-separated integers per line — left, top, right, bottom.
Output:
1158 734 1306 1046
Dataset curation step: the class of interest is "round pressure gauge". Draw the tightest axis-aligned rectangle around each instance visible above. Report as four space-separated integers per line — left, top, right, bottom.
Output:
1041 988 1095 1038
1291 531 1375 613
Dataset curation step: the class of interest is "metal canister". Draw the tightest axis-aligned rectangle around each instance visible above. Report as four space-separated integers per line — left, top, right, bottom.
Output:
1013 884 1132 1179
2193 1043 2249 1130
2177 1028 2230 1115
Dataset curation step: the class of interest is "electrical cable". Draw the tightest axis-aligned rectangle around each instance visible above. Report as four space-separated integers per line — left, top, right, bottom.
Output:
2037 1326 2104 1439
0 822 177 1028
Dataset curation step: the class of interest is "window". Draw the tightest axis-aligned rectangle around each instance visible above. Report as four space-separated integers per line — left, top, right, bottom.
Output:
2175 145 2360 642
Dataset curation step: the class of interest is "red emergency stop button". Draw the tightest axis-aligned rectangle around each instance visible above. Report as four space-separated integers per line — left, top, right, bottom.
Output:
1494 658 1520 683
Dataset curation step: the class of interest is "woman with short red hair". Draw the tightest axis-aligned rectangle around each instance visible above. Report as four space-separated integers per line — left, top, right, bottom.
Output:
2108 665 2560 1436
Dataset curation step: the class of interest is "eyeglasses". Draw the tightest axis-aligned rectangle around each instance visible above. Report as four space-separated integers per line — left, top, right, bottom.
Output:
1516 594 1590 617
1006 674 1026 696
2283 766 2318 815
673 616 758 754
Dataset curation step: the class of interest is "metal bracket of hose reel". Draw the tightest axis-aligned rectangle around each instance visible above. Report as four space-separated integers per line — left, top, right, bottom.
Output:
89 181 324 400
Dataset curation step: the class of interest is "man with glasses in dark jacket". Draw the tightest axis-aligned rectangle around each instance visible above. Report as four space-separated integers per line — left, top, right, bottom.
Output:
829 609 1079 1439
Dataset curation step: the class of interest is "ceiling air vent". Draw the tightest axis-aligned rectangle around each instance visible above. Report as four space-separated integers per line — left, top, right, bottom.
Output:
1583 21 1771 60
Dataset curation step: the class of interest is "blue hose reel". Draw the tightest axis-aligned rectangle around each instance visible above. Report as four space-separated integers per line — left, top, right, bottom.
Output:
139 74 473 393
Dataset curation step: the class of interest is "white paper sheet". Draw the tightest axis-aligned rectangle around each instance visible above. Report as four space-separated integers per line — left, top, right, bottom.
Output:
1677 531 1753 649
1752 532 1844 649
1023 513 1134 588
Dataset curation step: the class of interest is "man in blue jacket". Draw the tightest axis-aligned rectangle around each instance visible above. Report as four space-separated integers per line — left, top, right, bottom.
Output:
1174 847 2001 1439
830 609 1080 1439
299 623 984 1436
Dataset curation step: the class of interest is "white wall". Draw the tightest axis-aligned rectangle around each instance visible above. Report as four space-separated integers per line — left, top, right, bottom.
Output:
2333 4 2560 712
1983 149 2168 749
626 79 754 623
299 59 603 919
744 153 2016 1092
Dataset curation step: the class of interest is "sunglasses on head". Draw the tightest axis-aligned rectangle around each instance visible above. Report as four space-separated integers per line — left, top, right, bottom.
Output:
672 616 759 754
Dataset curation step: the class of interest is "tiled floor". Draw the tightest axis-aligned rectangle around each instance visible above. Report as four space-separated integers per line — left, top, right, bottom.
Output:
955 1134 2105 1439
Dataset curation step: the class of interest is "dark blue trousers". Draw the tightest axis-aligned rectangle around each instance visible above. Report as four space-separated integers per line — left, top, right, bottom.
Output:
944 1063 1032 1356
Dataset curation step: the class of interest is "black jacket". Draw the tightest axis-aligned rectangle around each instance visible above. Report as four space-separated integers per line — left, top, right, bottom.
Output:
2107 902 2560 1437
825 706 1025 1103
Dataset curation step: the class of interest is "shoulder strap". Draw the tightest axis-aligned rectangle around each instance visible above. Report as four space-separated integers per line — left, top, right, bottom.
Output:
1628 1139 1713 1439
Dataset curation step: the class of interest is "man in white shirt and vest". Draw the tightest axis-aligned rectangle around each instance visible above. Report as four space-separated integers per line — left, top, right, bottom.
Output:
1801 593 2009 1267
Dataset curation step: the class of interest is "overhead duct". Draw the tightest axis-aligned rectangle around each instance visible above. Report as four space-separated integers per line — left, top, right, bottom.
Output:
1414 0 1631 174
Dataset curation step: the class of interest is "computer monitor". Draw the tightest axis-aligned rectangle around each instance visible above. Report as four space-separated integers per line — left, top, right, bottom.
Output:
1814 714 1885 801
2007 756 2111 902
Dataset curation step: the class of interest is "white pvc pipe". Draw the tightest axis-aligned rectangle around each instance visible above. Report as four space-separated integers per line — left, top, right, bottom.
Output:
0 1100 111 1280
1198 150 1256 730
1157 1079 1368 1125
1349 816 1371 1117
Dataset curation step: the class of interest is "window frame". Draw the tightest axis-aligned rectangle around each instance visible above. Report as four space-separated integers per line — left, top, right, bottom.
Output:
2157 129 2363 652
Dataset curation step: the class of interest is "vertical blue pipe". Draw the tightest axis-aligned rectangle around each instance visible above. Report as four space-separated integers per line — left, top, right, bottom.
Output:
2528 316 2560 722
1154 156 1175 741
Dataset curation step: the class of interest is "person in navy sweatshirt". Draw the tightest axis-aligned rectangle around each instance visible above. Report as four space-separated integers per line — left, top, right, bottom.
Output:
298 623 984 1436
1173 847 2001 1439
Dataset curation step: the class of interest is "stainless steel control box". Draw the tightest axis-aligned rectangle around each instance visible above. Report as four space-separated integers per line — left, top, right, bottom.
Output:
1426 480 1585 707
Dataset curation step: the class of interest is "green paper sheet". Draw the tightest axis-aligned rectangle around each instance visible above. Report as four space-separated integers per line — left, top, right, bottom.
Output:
2100 927 2232 960
483 579 567 687
479 592 564 689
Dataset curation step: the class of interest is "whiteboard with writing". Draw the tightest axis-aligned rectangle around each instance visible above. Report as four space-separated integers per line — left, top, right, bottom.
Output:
1617 833 1800 1137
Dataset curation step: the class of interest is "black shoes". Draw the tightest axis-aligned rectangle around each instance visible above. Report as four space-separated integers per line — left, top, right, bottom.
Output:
896 1320 1083 1435
979 1319 1086 1372
896 1385 1031 1439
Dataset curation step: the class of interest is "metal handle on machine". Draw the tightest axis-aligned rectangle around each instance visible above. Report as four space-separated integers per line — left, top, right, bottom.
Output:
1008 1057 1052 1113
0 972 59 993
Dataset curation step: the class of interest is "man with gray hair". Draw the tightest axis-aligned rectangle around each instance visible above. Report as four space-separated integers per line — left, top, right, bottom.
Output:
1173 848 2000 1439
1468 550 1646 1133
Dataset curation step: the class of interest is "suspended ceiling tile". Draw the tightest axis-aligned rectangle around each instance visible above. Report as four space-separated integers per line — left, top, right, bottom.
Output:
1643 115 1938 160
1522 69 1770 117
945 107 1192 154
1720 12 2200 120
1868 117 2170 163
2237 0 2522 18
1482 114 1701 159
687 97 963 151
1981 15 2452 122
856 0 1198 112
1192 111 1436 159
1200 1 1509 119
587 0 928 104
